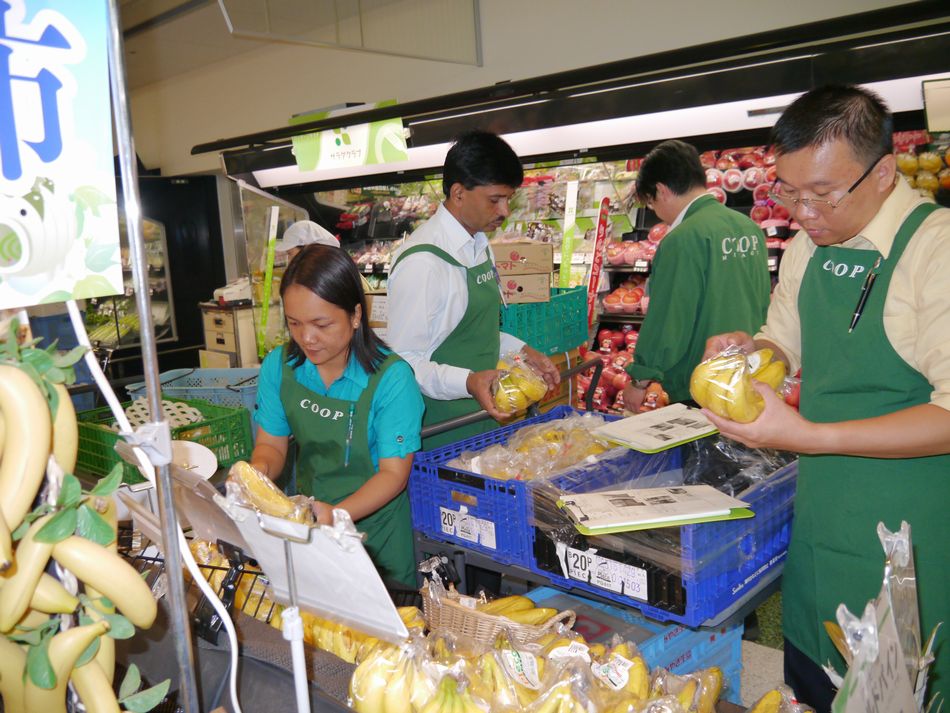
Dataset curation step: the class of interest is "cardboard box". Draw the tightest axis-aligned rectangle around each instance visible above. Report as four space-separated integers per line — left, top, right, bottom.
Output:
500 273 550 304
493 242 554 275
365 292 388 328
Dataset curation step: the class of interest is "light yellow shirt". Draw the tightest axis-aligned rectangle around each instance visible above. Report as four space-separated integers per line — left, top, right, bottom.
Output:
756 178 950 412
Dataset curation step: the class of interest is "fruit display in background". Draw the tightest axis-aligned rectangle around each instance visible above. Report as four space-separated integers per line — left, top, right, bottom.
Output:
940 168 950 191
749 205 772 224
916 170 939 194
753 183 772 203
896 151 919 175
917 151 943 173
705 168 723 189
648 223 669 243
722 168 744 193
706 187 727 204
742 167 767 191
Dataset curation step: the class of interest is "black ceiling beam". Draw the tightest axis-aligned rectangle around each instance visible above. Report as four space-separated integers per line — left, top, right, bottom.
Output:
192 1 949 156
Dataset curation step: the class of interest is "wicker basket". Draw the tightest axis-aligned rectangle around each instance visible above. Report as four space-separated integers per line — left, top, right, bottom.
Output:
421 586 575 646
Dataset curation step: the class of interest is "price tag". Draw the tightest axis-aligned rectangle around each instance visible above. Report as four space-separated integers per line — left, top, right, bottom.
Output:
458 595 479 609
501 650 542 689
548 641 591 663
591 653 634 691
564 547 648 601
439 507 457 536
633 259 650 272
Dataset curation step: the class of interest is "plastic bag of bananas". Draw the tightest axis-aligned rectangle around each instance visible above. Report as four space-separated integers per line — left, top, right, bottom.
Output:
689 346 787 423
743 684 815 713
491 351 551 413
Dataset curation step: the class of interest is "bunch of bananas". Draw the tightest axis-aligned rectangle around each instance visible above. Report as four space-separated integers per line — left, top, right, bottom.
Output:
476 593 558 626
228 460 315 524
744 686 811 713
689 348 786 423
0 356 159 713
418 674 486 713
646 667 723 713
493 354 549 413
274 605 425 665
349 642 445 713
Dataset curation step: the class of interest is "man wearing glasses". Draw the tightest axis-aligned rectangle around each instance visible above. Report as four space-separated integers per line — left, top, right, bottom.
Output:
704 85 950 711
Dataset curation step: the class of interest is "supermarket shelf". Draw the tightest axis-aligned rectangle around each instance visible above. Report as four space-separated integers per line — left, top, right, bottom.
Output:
597 312 644 324
604 261 652 273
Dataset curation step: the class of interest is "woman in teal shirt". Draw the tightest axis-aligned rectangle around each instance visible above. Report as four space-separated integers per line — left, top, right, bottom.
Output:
251 245 424 586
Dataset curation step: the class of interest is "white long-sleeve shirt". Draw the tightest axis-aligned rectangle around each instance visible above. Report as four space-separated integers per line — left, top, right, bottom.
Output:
387 204 525 400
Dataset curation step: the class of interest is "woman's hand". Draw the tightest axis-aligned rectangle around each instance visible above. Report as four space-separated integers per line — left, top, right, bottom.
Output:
311 499 334 526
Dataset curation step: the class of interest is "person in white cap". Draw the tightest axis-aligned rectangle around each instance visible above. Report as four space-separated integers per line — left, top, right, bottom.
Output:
276 220 339 261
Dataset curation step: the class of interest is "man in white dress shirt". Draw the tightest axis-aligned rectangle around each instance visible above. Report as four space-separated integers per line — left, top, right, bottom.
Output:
388 131 559 449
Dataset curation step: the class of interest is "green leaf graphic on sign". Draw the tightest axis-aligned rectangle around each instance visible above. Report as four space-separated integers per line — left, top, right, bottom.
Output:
73 275 118 299
367 119 408 165
0 224 22 268
85 243 118 272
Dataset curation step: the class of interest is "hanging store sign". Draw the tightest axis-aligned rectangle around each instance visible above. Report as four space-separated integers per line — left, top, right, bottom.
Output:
290 100 409 172
0 0 122 309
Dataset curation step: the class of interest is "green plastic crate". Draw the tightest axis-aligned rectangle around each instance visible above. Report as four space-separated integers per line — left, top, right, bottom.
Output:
499 286 588 356
76 397 253 485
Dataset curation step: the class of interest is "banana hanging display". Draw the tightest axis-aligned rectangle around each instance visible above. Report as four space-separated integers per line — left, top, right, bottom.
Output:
0 330 164 713
690 348 787 423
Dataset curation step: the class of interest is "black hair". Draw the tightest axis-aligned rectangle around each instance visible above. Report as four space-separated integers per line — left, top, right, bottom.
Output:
769 84 893 165
635 140 706 203
442 130 524 197
280 244 388 373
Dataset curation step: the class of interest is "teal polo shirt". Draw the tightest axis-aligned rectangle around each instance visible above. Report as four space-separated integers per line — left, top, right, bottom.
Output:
255 345 424 467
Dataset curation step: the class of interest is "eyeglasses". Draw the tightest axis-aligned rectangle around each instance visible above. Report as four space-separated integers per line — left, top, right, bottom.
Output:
768 153 887 214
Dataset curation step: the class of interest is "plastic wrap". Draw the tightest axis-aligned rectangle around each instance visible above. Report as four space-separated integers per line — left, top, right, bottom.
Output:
447 411 615 481
492 350 550 413
689 346 786 423
742 685 815 712
530 438 796 576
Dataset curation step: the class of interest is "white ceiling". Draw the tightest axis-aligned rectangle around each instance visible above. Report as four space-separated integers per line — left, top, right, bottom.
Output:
118 0 480 91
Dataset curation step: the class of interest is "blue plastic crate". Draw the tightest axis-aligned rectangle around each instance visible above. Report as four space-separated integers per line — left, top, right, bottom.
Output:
126 368 259 412
499 287 589 355
408 406 677 567
528 459 798 627
526 586 744 705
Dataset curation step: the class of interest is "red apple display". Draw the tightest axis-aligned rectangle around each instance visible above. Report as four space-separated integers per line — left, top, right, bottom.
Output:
722 168 744 193
706 187 727 204
765 165 777 185
606 243 626 265
623 242 643 264
648 223 670 243
705 168 723 189
603 293 623 313
771 204 791 221
700 150 718 168
621 291 640 314
742 167 767 191
753 183 772 203
749 204 772 224
716 156 737 171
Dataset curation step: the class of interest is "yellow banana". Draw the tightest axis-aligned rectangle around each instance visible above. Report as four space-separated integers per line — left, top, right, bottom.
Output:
510 366 548 402
84 495 118 683
748 688 783 713
501 606 557 625
51 383 78 474
747 348 774 370
726 379 765 423
0 365 53 532
408 658 436 710
626 655 650 701
420 675 453 713
0 634 26 713
0 509 11 573
382 655 413 713
476 594 535 615
71 659 121 713
228 460 310 523
350 646 396 713
30 573 80 614
24 620 110 713
676 678 698 711
51 536 157 629
0 515 55 632
752 360 787 392
588 642 607 659
696 666 723 713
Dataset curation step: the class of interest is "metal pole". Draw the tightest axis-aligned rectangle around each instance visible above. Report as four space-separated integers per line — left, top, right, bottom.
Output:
104 3 200 711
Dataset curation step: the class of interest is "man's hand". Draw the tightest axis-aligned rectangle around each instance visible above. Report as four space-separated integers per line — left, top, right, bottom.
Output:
702 331 756 360
466 368 512 420
702 381 818 451
521 345 561 389
622 382 647 413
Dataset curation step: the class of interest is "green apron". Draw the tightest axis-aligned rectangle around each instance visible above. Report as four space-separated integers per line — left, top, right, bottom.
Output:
280 354 416 587
392 244 501 450
786 203 949 700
